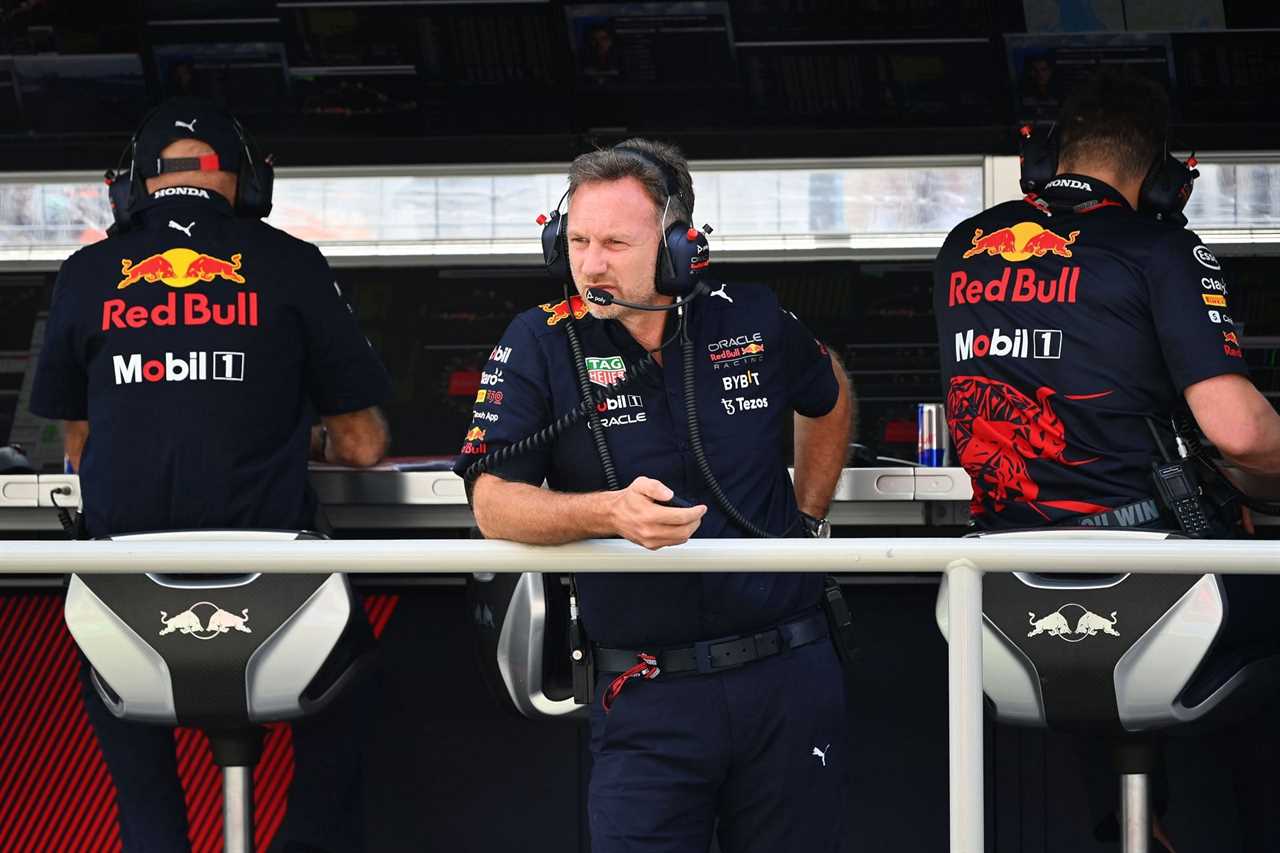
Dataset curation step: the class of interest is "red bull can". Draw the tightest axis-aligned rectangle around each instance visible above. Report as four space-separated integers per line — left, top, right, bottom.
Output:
917 403 949 467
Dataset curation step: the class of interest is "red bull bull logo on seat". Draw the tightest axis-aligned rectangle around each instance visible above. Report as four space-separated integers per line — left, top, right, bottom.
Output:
118 248 245 290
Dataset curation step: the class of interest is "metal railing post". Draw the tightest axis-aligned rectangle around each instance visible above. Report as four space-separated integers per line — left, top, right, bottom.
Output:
946 558 984 853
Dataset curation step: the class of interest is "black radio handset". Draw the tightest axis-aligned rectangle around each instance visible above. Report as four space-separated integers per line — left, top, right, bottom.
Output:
1146 415 1213 537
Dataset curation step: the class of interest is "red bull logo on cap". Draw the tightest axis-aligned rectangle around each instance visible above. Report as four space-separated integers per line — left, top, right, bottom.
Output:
118 248 246 290
962 223 1079 262
465 427 487 442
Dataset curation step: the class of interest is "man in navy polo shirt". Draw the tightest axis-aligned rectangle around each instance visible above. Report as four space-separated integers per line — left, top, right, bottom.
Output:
459 139 854 852
935 71 1280 531
933 71 1280 851
30 98 390 852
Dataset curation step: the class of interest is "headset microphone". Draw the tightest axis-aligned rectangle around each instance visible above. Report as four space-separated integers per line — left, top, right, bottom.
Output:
584 283 706 311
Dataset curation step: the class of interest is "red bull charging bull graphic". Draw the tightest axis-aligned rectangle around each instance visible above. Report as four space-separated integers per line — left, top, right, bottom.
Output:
947 375 1113 520
962 223 1079 261
118 248 246 290
539 295 589 326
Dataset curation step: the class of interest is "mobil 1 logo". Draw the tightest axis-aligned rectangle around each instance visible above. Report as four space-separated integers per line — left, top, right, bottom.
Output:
954 328 1062 362
113 351 245 384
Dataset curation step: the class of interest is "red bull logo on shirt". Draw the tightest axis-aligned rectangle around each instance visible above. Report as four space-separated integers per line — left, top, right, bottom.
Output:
962 223 1079 261
102 291 258 330
117 249 245 290
539 295 589 326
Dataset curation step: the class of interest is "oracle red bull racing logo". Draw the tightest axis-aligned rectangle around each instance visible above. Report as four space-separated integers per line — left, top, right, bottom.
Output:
118 248 245 290
947 376 1112 520
962 223 1079 261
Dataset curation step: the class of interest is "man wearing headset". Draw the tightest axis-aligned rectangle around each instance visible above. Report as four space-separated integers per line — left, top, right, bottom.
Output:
457 139 853 852
29 98 390 852
934 70 1280 849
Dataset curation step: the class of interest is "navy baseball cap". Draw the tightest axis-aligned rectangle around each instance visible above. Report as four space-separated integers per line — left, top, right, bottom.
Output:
134 97 244 179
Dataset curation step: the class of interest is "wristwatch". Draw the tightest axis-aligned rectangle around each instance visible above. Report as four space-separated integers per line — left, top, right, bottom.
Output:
800 513 831 539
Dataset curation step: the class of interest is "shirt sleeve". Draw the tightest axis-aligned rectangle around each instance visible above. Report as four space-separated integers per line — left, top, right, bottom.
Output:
294 245 392 415
452 314 554 486
29 260 89 420
1146 229 1249 392
780 307 839 418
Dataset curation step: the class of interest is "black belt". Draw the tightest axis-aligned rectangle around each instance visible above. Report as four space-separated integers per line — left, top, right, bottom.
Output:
593 609 828 676
1068 498 1171 530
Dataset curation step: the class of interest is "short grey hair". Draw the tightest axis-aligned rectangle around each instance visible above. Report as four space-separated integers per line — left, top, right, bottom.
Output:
566 137 694 228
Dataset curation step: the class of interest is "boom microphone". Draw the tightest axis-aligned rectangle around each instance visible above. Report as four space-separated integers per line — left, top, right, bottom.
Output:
585 283 706 311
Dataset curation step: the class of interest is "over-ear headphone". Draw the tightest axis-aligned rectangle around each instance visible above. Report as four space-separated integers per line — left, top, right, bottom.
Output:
538 146 710 298
1018 124 1197 221
106 104 274 233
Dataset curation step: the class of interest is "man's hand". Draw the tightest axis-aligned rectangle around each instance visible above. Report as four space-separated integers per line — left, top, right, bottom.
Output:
321 406 389 467
62 420 88 472
605 476 707 550
472 474 704 548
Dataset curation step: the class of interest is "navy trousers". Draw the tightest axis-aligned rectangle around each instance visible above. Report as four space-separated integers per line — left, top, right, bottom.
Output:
78 655 372 853
588 639 849 853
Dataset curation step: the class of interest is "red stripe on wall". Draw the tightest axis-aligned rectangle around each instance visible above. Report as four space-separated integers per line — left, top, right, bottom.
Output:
0 595 122 852
1 592 400 851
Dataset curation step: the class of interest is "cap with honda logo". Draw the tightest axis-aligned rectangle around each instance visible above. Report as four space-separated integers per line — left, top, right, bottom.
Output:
134 97 244 179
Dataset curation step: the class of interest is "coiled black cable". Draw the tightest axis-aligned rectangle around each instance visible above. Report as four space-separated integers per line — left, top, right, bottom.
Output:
679 314 792 538
460 350 657 485
564 292 621 491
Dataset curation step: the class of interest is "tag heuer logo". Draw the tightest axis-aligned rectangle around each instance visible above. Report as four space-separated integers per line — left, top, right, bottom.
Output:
585 356 626 387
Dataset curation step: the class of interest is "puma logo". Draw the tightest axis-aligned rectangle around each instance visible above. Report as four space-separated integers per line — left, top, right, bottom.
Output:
710 283 733 303
174 118 198 132
812 744 830 767
168 220 194 237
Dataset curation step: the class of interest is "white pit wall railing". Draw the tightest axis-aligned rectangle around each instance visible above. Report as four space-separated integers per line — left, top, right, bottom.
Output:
5 535 1280 853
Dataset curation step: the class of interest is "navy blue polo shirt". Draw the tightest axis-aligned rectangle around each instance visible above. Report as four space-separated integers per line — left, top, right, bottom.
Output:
933 176 1248 529
456 282 839 647
30 188 391 537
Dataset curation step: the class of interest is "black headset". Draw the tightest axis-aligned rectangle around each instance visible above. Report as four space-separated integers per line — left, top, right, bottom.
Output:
106 104 275 232
1018 124 1198 221
539 146 710 298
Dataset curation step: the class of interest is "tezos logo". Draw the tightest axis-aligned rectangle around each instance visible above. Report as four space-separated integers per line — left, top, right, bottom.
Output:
480 369 504 386
1193 245 1221 270
1044 178 1092 192
721 396 769 416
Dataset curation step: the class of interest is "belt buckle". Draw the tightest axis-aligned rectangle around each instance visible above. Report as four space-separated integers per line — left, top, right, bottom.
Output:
693 638 719 674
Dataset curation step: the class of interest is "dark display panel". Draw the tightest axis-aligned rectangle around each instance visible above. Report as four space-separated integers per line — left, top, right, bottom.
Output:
5 255 1278 460
344 261 967 461
0 1 1276 166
